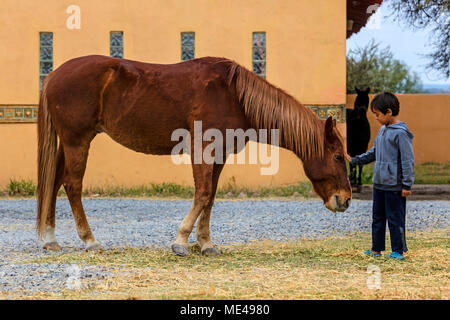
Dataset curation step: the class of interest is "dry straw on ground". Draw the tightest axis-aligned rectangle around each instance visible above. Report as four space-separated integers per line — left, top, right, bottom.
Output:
2 229 448 300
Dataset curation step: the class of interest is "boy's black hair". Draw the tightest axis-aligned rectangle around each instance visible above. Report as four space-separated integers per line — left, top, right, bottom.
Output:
370 92 400 116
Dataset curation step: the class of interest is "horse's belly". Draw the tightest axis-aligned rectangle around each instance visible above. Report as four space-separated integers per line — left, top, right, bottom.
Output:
98 122 181 155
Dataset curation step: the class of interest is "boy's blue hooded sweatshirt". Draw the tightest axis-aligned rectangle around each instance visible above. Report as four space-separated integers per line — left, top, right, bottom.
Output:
352 121 414 191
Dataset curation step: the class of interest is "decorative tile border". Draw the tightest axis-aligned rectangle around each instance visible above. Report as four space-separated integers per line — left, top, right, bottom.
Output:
306 104 346 123
0 104 346 124
0 105 39 123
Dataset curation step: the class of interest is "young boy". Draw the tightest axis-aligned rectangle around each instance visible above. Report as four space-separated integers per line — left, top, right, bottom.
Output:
345 92 414 260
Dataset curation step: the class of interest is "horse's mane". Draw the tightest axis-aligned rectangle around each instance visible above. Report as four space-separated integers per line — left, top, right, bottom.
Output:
225 60 324 160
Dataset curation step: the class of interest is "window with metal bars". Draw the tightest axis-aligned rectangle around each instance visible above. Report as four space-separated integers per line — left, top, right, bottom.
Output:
252 32 266 78
39 32 53 90
181 32 195 61
110 31 124 58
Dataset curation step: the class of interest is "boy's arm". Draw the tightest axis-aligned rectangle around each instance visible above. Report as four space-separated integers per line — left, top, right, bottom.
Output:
351 146 376 165
398 131 415 190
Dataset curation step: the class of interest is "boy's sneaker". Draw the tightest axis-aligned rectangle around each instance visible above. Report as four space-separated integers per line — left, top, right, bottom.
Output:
385 252 406 260
364 249 381 257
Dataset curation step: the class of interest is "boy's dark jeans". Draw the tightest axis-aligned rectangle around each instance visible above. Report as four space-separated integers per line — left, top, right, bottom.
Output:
372 188 408 254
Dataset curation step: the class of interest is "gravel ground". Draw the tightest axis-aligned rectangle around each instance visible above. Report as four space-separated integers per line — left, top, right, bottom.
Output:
0 198 449 295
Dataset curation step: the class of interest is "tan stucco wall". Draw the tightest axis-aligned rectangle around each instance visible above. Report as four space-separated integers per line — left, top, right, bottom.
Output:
0 123 313 188
0 0 346 188
0 0 346 104
346 94 450 164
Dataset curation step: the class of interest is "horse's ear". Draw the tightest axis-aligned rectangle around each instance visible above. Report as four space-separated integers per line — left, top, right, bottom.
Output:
366 87 371 93
325 116 335 141
355 86 360 93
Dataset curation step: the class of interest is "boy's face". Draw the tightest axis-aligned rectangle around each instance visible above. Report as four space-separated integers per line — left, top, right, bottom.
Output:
373 108 393 125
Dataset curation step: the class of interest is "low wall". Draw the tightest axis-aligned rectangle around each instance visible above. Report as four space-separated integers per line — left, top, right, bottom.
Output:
346 94 450 164
2 93 447 188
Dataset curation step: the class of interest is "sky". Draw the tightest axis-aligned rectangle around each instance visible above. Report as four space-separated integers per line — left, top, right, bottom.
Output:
346 1 449 86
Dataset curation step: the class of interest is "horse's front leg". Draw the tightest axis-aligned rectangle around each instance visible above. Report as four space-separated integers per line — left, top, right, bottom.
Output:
172 163 216 256
195 163 224 255
172 163 224 256
357 164 364 192
195 203 218 255
171 197 209 256
349 163 357 186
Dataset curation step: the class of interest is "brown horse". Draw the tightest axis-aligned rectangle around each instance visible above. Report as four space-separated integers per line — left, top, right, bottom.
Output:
37 55 351 256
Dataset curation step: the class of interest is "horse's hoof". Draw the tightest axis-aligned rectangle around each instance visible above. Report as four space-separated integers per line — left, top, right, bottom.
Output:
85 241 104 251
201 246 220 256
171 244 189 256
43 241 62 251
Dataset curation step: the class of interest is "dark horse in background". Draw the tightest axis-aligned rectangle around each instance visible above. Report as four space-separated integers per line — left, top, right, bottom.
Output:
346 87 371 193
37 55 351 256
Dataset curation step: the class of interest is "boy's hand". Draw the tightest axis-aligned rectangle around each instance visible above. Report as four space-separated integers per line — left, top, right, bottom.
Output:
345 153 352 163
401 189 412 197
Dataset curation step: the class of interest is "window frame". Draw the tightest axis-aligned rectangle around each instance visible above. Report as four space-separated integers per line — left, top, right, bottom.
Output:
252 31 266 78
181 32 195 61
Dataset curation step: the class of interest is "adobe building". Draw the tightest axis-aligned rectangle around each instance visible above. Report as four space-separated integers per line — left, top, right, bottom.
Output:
0 0 383 188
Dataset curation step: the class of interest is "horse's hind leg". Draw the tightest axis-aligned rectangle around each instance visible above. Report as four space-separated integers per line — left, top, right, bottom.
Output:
42 144 65 251
172 163 216 256
62 141 102 251
195 163 224 255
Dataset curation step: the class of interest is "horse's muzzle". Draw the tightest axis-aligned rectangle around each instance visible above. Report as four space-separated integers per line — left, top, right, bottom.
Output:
326 194 351 212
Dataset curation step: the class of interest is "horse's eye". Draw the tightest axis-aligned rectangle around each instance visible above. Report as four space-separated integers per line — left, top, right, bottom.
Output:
334 154 344 162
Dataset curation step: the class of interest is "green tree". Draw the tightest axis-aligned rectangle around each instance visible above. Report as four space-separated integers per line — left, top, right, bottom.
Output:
387 0 449 79
347 40 423 93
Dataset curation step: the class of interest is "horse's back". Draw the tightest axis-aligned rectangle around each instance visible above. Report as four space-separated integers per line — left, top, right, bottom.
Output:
42 55 244 154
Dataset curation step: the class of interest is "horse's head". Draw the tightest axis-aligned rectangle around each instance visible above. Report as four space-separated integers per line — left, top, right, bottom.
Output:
302 117 351 212
354 86 370 112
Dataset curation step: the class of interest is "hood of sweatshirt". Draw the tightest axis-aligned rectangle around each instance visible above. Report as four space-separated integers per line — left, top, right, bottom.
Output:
385 121 414 140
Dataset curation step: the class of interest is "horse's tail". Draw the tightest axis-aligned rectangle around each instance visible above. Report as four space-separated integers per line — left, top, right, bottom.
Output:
36 75 57 240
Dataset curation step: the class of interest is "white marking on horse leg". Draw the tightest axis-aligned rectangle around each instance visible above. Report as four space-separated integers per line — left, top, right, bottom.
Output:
42 226 62 251
201 241 215 251
195 206 215 250
42 226 57 244
173 217 194 247
173 203 204 246
85 239 103 251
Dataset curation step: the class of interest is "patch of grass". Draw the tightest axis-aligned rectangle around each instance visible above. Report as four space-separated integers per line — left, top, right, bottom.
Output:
19 230 449 300
216 176 313 198
5 179 36 196
361 164 374 184
348 162 450 185
346 162 374 185
414 162 450 184
83 183 195 198
2 161 449 199
421 161 440 166
0 178 313 199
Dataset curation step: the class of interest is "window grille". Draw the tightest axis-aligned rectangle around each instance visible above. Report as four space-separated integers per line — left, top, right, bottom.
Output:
181 32 195 61
252 32 266 78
